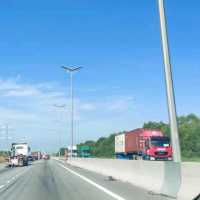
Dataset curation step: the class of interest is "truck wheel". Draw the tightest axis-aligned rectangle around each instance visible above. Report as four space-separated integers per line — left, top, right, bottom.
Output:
133 155 137 160
143 155 150 160
19 160 23 167
24 160 28 166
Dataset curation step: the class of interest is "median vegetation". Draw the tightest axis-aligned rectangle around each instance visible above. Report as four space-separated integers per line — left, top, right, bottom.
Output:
78 114 200 161
0 151 8 163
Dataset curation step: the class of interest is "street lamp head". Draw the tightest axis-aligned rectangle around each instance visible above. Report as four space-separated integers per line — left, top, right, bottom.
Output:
61 66 82 72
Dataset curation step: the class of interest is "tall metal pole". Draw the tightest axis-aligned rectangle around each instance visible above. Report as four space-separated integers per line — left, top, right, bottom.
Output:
158 0 181 162
58 113 61 158
53 104 66 158
61 66 82 159
6 124 9 156
70 72 74 158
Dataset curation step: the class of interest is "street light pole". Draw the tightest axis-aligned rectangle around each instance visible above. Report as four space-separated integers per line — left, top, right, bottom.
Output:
61 66 82 158
53 104 66 158
70 72 74 159
6 124 8 153
158 0 181 162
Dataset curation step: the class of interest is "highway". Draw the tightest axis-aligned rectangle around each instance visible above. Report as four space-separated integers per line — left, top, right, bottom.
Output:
0 159 171 200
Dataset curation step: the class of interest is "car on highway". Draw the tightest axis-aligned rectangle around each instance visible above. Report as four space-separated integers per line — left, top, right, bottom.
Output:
43 154 50 160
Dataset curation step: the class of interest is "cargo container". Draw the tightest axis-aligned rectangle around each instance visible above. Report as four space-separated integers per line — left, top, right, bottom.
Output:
31 151 42 160
115 129 172 161
115 134 125 153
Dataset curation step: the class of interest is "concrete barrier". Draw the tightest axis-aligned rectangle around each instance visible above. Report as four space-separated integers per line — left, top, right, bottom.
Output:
178 162 200 200
161 162 181 198
67 158 200 200
68 158 164 193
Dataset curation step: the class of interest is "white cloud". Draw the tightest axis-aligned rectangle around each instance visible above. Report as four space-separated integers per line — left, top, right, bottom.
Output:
0 76 137 151
4 87 40 97
78 96 135 114
107 97 135 111
79 103 96 111
0 78 41 97
0 78 65 98
0 107 38 122
0 79 21 91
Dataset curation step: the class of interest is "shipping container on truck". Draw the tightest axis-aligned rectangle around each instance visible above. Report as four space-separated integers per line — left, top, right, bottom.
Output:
115 129 172 161
115 134 126 159
31 151 42 160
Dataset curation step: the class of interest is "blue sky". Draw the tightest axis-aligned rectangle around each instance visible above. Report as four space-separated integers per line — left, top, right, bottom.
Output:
0 1 199 152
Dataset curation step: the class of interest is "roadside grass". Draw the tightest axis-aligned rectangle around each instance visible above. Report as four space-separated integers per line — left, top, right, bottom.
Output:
0 156 6 163
182 156 200 162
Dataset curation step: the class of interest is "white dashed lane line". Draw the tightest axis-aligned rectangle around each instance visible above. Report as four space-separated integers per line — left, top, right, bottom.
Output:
0 185 5 189
0 168 28 191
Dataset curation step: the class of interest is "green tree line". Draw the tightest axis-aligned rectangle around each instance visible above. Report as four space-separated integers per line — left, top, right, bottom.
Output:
78 114 200 160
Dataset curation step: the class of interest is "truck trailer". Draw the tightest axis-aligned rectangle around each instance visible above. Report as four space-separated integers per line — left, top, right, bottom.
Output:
31 151 42 160
115 129 172 161
9 143 31 167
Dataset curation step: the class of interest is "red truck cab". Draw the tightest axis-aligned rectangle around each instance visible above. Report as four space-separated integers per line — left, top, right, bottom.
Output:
144 136 172 160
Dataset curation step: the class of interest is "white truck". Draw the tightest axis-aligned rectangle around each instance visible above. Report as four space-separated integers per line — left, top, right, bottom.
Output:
9 143 31 167
67 146 78 157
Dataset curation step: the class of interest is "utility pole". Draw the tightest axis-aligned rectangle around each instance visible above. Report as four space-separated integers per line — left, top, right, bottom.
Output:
158 0 181 162
61 66 82 158
53 104 66 157
6 124 8 148
4 124 9 156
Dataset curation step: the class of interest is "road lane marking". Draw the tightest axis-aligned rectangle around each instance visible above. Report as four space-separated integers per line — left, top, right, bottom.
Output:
0 185 5 189
53 158 66 164
58 163 126 200
0 167 30 191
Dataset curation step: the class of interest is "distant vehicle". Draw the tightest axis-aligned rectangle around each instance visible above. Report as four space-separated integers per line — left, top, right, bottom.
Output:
9 143 31 167
78 146 92 158
31 151 42 160
43 154 50 160
67 146 78 157
115 129 172 161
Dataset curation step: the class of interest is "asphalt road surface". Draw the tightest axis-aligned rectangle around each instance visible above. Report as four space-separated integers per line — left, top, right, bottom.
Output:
0 159 172 200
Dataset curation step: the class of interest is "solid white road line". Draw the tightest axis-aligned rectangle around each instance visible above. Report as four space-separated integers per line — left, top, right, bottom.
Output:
58 163 126 200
